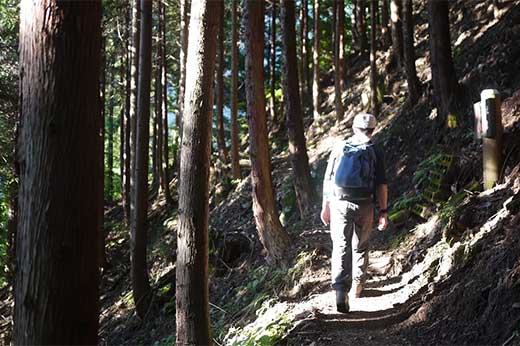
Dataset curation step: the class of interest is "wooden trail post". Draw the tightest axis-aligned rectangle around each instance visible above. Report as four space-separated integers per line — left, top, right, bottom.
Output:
478 89 503 190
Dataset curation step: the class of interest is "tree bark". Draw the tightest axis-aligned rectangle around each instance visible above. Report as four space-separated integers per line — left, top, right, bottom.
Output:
281 0 316 218
244 0 290 262
269 0 277 123
216 0 228 164
312 0 321 119
356 0 367 52
177 0 190 177
155 1 164 196
402 0 421 106
130 0 140 233
152 57 159 192
15 1 102 344
231 0 242 180
298 0 306 102
427 0 461 127
98 38 107 270
124 4 132 223
390 0 404 69
381 0 391 48
370 0 381 117
175 1 220 344
120 54 126 212
160 0 173 205
334 0 345 122
132 0 152 319
107 80 115 202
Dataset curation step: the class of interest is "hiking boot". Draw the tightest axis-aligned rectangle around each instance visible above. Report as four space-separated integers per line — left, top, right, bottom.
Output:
335 290 349 313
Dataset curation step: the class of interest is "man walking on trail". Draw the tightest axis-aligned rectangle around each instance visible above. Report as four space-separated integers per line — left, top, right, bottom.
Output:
321 113 389 313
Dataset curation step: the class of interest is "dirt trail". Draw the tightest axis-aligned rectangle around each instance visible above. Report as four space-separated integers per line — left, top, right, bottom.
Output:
283 230 427 346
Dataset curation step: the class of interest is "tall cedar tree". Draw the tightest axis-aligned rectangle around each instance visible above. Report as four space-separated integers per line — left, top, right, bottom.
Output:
281 0 316 218
160 0 173 205
129 0 140 231
244 0 290 261
124 5 131 223
390 0 404 69
402 0 421 105
269 0 277 123
119 54 126 214
177 0 190 173
216 0 228 163
334 0 345 121
107 77 115 201
155 0 164 196
312 0 321 119
15 1 102 343
355 0 367 52
231 0 242 179
381 0 391 48
176 0 221 344
132 0 152 318
99 39 107 269
370 0 381 116
303 0 313 104
298 0 307 102
427 0 461 127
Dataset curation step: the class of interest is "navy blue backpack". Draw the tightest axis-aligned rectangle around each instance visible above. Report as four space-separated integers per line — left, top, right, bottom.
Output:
334 142 377 200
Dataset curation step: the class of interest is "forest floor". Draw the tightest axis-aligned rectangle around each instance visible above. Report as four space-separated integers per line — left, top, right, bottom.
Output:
1 0 520 345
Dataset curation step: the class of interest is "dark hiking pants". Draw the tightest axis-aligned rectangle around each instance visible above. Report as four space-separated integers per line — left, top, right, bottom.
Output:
330 199 374 291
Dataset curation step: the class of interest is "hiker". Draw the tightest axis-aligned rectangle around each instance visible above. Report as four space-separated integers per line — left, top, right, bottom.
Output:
320 113 389 313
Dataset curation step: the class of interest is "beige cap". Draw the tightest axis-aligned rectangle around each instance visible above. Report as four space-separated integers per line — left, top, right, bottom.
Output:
353 113 377 129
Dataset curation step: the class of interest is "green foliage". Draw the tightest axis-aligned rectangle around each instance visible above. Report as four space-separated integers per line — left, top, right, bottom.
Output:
153 335 176 346
438 190 469 230
214 251 316 344
0 0 18 290
226 302 292 346
392 194 422 213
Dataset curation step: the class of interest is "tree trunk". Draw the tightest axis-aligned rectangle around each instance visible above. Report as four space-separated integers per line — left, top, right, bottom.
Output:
244 0 290 262
402 0 421 106
334 0 345 122
269 0 277 123
351 0 358 51
124 4 132 223
298 0 306 102
370 0 380 117
356 0 367 52
155 3 164 197
177 0 190 179
216 0 228 164
160 0 173 205
281 0 316 218
152 59 159 192
15 1 102 344
99 38 107 269
120 54 126 212
312 0 321 119
381 0 391 48
427 0 461 127
175 1 220 344
107 82 115 202
231 0 242 180
132 0 152 319
130 0 140 232
390 0 404 69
